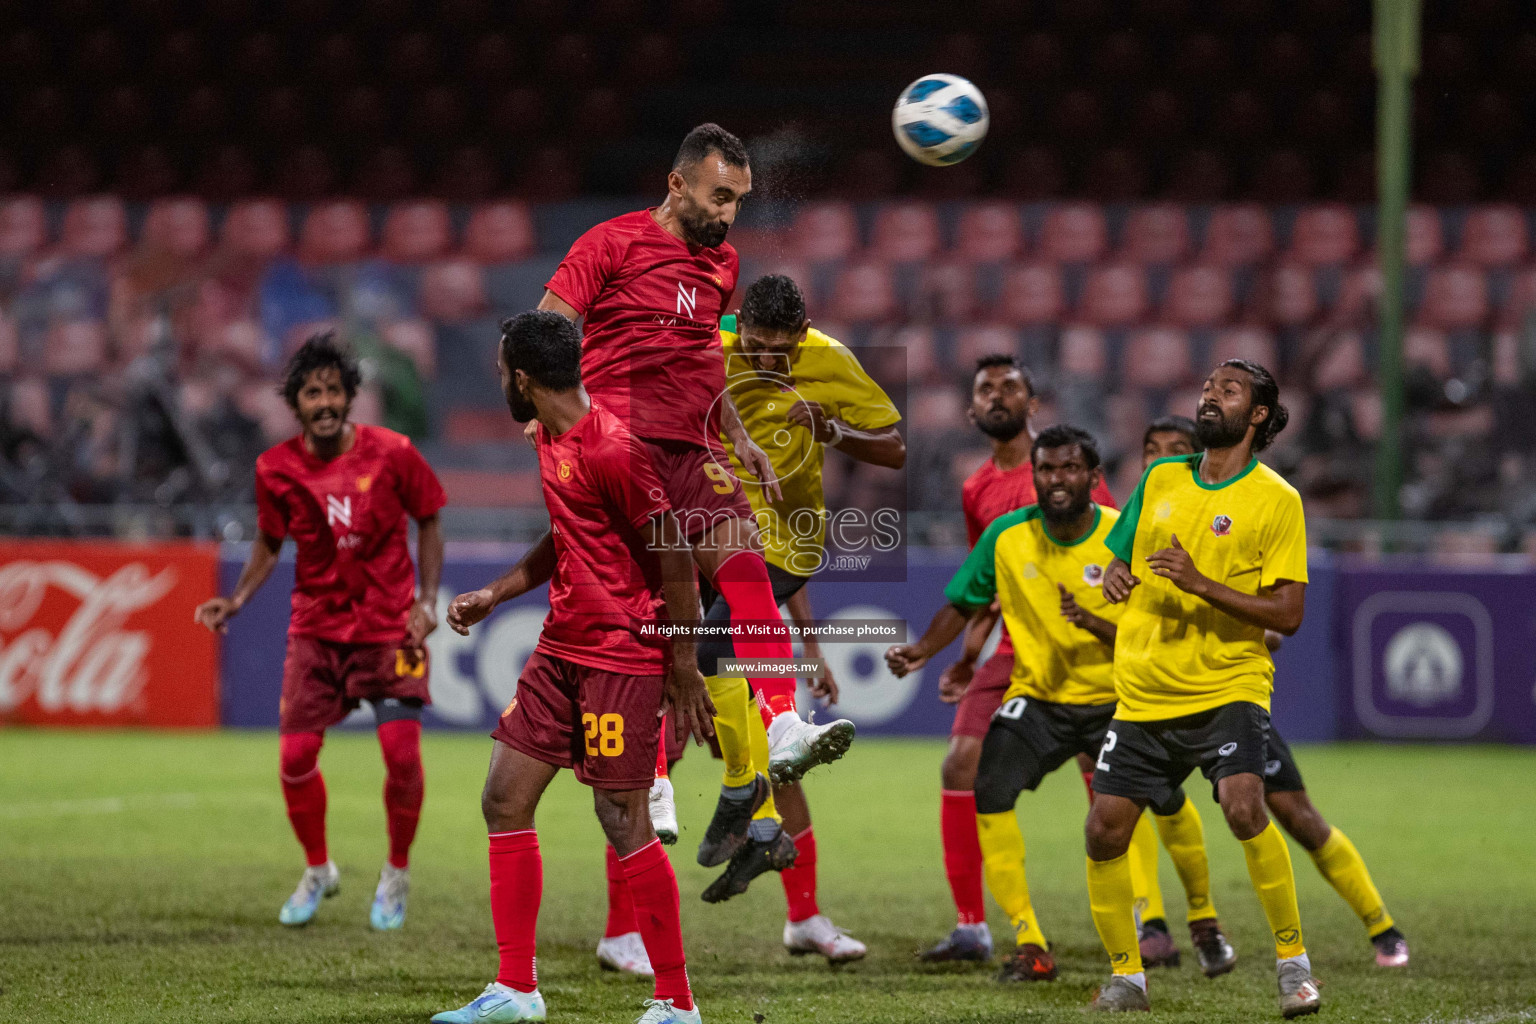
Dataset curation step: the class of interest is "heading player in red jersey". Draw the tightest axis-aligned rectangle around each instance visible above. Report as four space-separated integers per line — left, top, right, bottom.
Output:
434 311 714 1024
195 334 445 931
536 123 855 794
889 354 1114 964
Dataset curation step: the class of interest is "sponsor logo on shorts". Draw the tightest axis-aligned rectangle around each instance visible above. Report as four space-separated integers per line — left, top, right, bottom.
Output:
1275 928 1300 945
1212 514 1233 536
1219 741 1238 756
502 697 518 716
1265 759 1282 775
1083 563 1104 586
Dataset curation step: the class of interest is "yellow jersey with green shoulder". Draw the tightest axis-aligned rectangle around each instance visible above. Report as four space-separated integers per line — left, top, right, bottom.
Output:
718 318 900 576
1104 453 1309 721
943 503 1124 706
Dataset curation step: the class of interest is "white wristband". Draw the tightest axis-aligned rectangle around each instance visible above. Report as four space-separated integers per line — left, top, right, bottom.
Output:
824 418 845 447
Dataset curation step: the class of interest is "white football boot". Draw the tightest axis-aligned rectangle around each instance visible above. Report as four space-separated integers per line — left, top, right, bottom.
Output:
766 713 855 784
649 776 679 846
596 930 655 976
784 913 867 963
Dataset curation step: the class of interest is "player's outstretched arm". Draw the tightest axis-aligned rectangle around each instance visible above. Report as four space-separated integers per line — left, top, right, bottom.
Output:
1058 583 1117 646
884 603 970 679
446 532 557 635
785 585 838 704
786 401 906 469
721 392 783 502
406 513 444 651
1144 534 1307 634
641 511 716 745
194 531 282 634
938 602 998 703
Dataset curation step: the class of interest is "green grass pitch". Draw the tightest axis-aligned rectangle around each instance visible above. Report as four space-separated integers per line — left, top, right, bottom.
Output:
2 732 1533 1023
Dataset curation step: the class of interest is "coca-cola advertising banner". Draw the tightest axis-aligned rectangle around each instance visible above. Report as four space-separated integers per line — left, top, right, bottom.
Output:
0 542 220 728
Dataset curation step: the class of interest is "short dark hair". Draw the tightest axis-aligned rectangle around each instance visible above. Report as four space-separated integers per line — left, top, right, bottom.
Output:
500 310 583 391
973 353 1034 397
1032 424 1101 471
1143 414 1200 450
738 274 807 332
1221 358 1289 451
281 332 361 408
673 122 749 174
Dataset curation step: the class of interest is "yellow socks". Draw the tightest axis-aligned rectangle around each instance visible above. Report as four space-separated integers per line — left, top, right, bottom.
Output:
706 675 756 789
746 697 778 823
1086 853 1144 975
1153 796 1219 923
1240 821 1306 958
976 811 1048 948
1127 813 1165 924
1310 827 1394 937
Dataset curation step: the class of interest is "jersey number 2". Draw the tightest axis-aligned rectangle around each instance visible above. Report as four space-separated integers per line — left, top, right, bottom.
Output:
583 713 625 756
1096 729 1118 772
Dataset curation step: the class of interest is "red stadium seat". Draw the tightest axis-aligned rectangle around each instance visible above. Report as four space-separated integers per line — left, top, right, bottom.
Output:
909 390 967 431
273 146 337 201
355 146 419 202
60 196 128 259
0 195 47 257
44 320 108 375
1286 205 1361 266
1499 266 1536 328
209 319 270 371
1404 327 1453 379
953 325 1019 369
238 380 300 445
432 146 500 204
1119 204 1191 265
192 145 260 204
1077 263 1149 327
382 200 453 264
1164 148 1232 201
827 262 897 324
869 202 941 263
995 262 1065 326
790 202 859 263
952 202 1024 263
1200 205 1276 267
1059 325 1108 378
1311 331 1368 390
879 325 937 381
917 261 978 321
9 377 51 436
0 316 16 374
379 318 437 378
1210 327 1279 370
998 148 1065 202
1250 150 1316 204
1456 205 1528 268
1123 327 1194 389
464 201 536 264
1039 204 1108 264
222 199 291 260
1083 149 1149 202
143 197 211 259
1417 264 1490 330
1261 263 1321 327
419 260 488 322
1163 265 1234 328
298 200 371 265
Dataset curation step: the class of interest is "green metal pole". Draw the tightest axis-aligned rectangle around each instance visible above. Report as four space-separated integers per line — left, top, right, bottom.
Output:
1372 0 1421 521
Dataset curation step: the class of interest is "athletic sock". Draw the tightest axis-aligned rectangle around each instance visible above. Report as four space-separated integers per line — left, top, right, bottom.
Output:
706 675 756 789
1308 827 1395 937
377 719 423 870
279 731 329 867
713 550 796 727
1086 853 1144 975
940 790 987 927
604 844 639 938
1127 812 1165 927
1081 766 1097 801
746 698 781 824
1240 821 1306 959
977 810 1048 948
621 839 694 1012
489 830 541 993
1153 796 1218 922
780 827 819 923
654 717 669 779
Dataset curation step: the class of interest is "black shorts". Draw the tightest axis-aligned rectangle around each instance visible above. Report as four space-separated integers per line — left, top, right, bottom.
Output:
1263 726 1306 794
1091 702 1270 809
975 697 1185 816
695 561 808 676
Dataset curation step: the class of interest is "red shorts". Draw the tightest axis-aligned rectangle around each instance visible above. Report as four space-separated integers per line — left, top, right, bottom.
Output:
491 649 664 790
951 645 1014 739
640 438 754 539
279 634 431 734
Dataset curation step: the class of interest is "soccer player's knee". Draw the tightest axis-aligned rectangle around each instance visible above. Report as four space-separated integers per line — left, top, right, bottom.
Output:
592 788 650 853
1085 805 1134 859
378 725 422 777
972 772 1021 816
941 740 981 790
278 731 322 780
1268 791 1330 850
1219 789 1269 840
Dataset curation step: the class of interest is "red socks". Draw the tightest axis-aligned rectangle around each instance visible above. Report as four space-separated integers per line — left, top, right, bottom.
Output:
378 719 424 869
621 839 694 1011
1081 766 1096 803
489 830 542 993
605 844 640 938
655 717 669 778
781 827 820 923
941 789 986 926
713 550 796 727
279 731 329 867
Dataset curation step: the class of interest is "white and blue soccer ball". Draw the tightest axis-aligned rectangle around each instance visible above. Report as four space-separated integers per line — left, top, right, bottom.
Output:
891 74 989 167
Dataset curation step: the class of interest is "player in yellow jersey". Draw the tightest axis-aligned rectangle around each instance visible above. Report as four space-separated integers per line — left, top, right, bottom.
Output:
1086 360 1321 1017
690 274 904 959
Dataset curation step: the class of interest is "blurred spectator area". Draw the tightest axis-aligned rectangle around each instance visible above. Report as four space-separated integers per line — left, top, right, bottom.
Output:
3 193 1536 532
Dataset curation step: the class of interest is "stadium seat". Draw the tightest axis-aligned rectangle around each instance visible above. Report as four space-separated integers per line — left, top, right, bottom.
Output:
1404 205 1446 267
790 203 859 263
872 325 937 381
513 146 579 202
1123 327 1194 389
60 196 128 259
237 379 299 444
1213 89 1270 142
1129 89 1186 143
298 200 371 265
909 389 967 431
1200 205 1276 267
995 262 1065 326
1164 148 1232 201
382 200 454 264
827 262 897 324
118 145 181 200
142 197 211 259
1404 326 1453 379
1163 265 1234 327
43 320 108 375
1311 330 1368 390
388 31 442 84
221 199 291 260
1058 325 1108 378
951 202 1024 263
1417 264 1490 331
8 377 51 436
419 260 489 322
1498 266 1536 329
1210 326 1279 370
273 145 337 201
463 201 536 265
487 87 551 139
1250 150 1316 203
355 146 418 202
0 195 47 257
917 261 978 321
1286 204 1361 266
998 148 1065 201
209 319 270 370
1456 205 1528 268
0 316 16 374
1077 263 1149 327
431 146 500 204
379 318 437 378
622 32 683 85
1119 205 1192 265
1083 149 1149 201
1039 204 1108 264
869 202 941 263
1051 90 1107 143
953 325 1020 369
192 145 260 204
1261 262 1321 327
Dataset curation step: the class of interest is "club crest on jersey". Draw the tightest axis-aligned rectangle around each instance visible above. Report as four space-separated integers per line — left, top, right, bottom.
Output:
356 474 373 492
1083 563 1104 586
1212 514 1233 536
557 460 574 482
